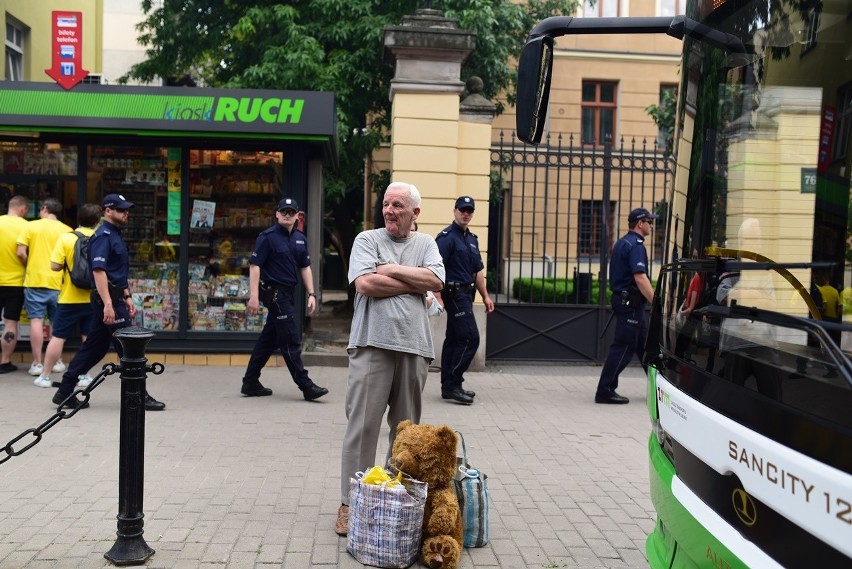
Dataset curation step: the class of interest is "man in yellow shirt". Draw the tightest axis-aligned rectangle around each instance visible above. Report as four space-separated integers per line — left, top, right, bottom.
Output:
816 270 841 346
34 203 102 388
0 195 30 373
16 199 72 377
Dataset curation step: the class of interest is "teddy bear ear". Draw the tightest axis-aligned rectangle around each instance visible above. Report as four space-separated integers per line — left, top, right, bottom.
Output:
437 426 458 453
396 420 412 434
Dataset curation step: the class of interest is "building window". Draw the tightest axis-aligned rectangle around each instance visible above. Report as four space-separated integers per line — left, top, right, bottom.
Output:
833 84 851 163
578 200 616 256
5 19 25 81
659 0 685 16
583 0 620 17
581 81 617 145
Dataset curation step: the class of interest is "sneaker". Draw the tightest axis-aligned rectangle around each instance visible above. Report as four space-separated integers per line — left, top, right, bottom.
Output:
335 504 349 536
77 374 94 388
52 359 66 373
27 363 44 376
0 362 18 374
33 376 52 388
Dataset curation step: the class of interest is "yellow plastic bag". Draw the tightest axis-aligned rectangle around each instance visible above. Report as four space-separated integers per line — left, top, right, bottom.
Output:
362 465 402 488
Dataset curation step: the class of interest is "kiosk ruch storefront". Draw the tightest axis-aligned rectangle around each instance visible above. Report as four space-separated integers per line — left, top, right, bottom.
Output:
0 81 336 353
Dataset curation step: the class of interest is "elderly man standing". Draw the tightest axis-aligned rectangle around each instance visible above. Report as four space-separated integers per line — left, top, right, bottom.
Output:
336 182 445 536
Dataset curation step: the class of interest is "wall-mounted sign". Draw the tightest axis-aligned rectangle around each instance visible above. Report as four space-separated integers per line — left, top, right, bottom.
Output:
801 168 817 194
0 82 335 139
817 105 836 174
44 11 89 89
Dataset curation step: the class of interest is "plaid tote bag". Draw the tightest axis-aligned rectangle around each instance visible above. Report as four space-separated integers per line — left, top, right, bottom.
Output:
347 471 428 568
453 431 490 547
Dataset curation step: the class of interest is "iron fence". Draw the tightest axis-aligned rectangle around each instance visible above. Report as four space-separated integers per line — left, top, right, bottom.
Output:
488 130 673 306
485 131 673 362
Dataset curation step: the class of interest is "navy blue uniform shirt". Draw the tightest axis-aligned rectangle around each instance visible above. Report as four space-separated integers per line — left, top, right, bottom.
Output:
89 220 130 289
436 222 484 284
609 231 649 292
250 224 310 287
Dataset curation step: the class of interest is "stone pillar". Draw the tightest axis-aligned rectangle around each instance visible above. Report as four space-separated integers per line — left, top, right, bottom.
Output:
384 9 496 371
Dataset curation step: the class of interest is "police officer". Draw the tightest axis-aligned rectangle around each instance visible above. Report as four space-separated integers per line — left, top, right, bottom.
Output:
239 198 328 401
53 194 166 411
436 196 494 405
595 207 656 404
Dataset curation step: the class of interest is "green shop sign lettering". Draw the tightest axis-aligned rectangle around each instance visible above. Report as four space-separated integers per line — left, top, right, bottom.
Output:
162 97 304 124
0 82 334 139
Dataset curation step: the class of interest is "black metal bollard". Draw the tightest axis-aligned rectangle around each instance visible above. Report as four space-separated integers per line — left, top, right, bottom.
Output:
104 327 156 566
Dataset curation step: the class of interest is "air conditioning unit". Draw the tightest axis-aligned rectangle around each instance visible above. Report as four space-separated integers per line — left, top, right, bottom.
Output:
82 73 102 85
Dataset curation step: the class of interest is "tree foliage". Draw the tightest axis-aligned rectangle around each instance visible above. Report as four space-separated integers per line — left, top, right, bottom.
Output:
124 0 578 295
645 87 676 156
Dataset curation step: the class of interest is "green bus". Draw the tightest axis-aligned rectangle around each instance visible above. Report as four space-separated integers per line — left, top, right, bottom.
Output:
516 2 852 567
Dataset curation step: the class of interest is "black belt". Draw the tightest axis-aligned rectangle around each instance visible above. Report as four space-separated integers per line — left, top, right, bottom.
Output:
446 282 474 292
614 290 643 306
261 281 295 292
92 290 125 306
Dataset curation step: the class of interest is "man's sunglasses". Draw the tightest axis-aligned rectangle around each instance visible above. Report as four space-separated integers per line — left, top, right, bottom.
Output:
279 209 298 217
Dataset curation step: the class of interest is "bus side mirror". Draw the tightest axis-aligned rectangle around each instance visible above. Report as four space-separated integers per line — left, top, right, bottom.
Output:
516 35 554 145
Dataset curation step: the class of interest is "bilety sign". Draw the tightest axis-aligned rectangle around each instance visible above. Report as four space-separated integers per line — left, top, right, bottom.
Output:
44 11 89 90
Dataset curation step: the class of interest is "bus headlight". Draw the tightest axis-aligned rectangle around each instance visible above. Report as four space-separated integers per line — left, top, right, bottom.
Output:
654 419 675 463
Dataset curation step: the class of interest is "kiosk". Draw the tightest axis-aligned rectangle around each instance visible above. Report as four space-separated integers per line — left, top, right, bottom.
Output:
0 81 336 352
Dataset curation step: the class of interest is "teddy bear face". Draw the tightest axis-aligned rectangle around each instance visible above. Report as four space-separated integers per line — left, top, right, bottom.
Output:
391 420 458 488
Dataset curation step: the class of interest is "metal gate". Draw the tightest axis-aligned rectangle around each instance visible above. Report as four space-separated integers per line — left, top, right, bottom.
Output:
486 131 673 362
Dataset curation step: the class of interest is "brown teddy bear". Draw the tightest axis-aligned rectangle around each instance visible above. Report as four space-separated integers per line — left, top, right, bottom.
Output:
391 420 463 569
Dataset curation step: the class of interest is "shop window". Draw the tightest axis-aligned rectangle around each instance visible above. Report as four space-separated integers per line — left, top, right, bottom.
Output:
91 146 174 330
91 147 286 334
185 150 283 333
578 199 616 256
0 141 78 218
5 19 25 81
582 81 618 145
583 0 621 17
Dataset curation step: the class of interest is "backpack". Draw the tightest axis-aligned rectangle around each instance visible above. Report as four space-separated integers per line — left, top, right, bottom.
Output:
68 230 94 290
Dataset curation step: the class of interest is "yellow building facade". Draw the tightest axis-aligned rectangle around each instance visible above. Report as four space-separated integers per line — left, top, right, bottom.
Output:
1 1 102 82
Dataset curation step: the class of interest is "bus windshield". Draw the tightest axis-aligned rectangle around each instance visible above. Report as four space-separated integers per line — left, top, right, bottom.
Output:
517 1 851 566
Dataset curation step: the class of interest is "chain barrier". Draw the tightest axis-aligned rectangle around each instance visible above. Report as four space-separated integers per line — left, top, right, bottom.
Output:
0 360 165 466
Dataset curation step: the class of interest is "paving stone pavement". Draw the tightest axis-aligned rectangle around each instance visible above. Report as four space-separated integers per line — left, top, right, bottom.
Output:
0 362 654 568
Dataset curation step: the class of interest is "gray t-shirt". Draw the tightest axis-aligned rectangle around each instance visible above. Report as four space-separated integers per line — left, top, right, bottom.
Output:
347 229 445 359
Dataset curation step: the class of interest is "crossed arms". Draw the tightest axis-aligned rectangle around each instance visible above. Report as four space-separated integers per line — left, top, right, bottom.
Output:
354 263 442 298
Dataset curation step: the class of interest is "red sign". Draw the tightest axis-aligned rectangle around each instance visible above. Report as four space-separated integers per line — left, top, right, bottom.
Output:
44 11 89 90
817 105 836 174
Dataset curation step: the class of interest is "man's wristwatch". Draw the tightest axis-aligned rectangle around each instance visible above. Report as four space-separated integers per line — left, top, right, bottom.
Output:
123 294 132 300
308 293 316 298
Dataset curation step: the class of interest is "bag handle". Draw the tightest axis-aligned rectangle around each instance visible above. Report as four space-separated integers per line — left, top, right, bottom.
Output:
455 430 470 464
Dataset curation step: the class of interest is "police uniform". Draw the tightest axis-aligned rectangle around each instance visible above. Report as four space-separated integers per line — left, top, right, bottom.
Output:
436 202 484 399
55 194 166 410
241 198 324 398
595 211 655 402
